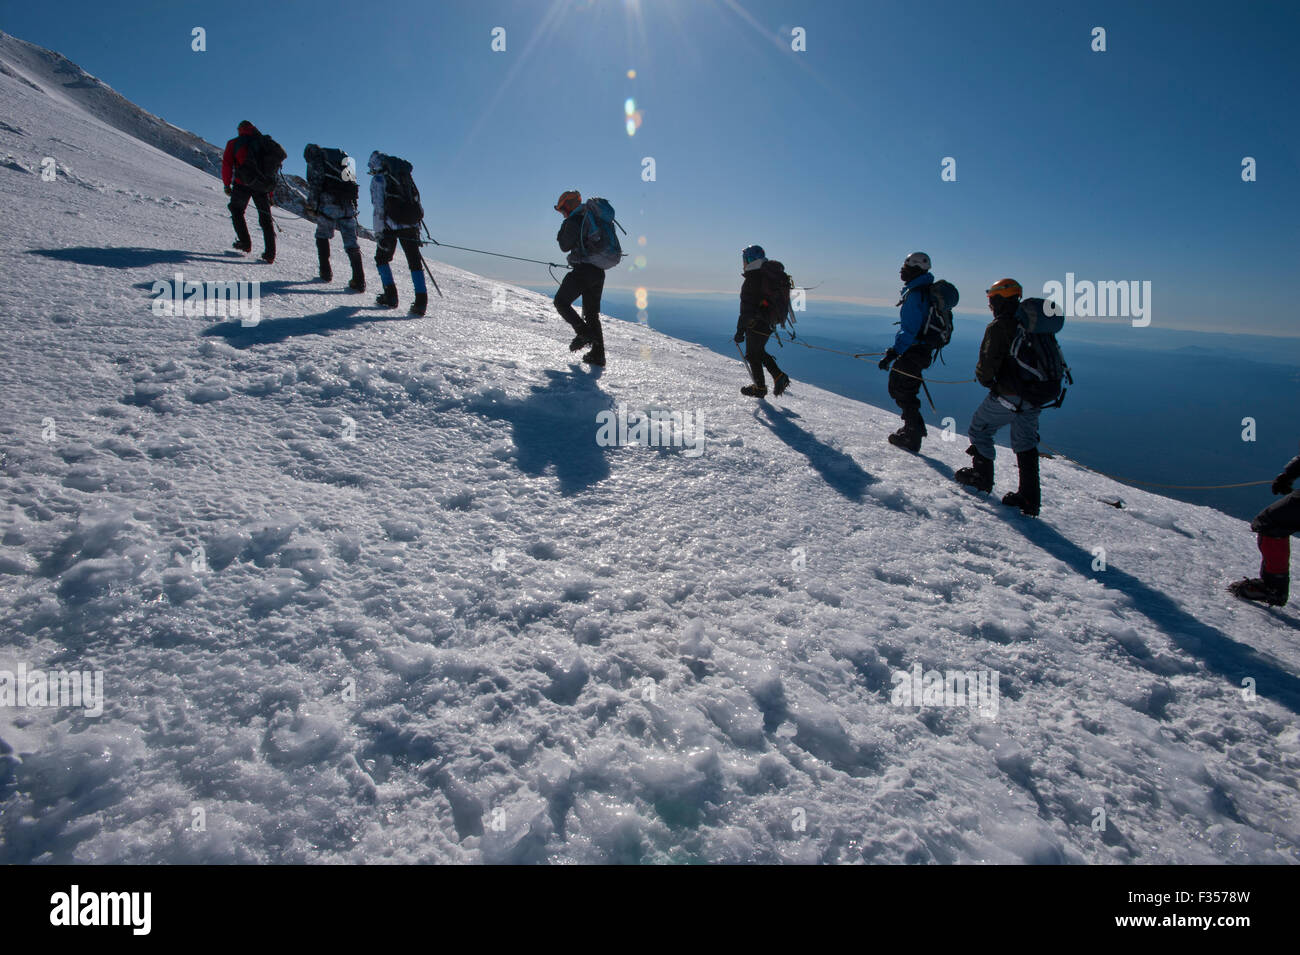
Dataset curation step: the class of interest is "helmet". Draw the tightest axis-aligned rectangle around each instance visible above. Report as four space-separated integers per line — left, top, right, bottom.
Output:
986 278 1023 299
303 143 321 162
555 190 581 214
237 120 257 135
903 251 931 272
742 244 766 270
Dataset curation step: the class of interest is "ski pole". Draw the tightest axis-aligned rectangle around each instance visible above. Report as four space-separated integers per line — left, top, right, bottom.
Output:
416 249 443 298
735 340 762 390
920 377 936 413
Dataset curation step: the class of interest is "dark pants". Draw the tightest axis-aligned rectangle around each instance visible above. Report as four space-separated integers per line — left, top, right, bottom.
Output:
554 264 606 344
1251 492 1300 577
375 228 422 273
229 184 274 253
744 326 783 386
887 343 933 432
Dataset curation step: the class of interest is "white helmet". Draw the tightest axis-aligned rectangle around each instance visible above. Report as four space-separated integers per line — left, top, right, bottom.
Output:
903 251 931 271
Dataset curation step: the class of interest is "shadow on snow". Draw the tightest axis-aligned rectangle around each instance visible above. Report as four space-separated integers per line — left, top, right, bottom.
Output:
753 403 876 502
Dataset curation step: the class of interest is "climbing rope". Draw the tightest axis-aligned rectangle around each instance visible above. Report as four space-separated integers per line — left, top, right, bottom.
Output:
1041 445 1271 491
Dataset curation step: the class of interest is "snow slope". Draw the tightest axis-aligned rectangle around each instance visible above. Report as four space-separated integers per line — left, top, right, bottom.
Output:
1 39 1298 865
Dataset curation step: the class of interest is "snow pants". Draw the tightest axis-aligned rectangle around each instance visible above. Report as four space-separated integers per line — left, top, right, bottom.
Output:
967 392 1042 460
375 228 425 294
888 344 933 433
229 184 274 254
744 325 783 387
554 263 606 343
314 200 359 250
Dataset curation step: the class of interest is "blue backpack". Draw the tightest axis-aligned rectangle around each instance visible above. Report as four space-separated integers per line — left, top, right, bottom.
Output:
1009 297 1072 408
578 198 623 270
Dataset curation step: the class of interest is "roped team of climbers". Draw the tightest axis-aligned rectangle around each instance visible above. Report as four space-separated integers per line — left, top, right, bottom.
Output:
215 119 1294 608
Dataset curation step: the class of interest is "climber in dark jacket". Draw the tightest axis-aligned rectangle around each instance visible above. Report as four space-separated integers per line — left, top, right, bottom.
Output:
732 244 789 397
954 278 1045 516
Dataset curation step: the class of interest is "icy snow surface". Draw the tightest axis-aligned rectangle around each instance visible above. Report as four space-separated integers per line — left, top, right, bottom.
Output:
0 33 1297 864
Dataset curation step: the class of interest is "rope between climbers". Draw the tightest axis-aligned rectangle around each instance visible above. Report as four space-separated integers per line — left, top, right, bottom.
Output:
1042 446 1271 491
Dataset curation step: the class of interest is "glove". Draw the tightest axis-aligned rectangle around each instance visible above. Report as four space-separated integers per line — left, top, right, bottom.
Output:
734 329 746 344
1273 473 1294 496
223 184 232 196
878 348 898 371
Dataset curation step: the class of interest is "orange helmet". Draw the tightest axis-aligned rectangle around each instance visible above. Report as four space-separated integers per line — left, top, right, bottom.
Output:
986 278 1023 299
555 190 581 213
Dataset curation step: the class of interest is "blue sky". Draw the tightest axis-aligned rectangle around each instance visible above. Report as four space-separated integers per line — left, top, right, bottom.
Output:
4 0 1298 333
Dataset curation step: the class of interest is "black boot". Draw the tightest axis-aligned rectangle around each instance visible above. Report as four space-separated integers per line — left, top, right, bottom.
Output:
1229 572 1289 606
375 285 398 308
409 292 428 317
741 384 768 398
345 247 365 292
569 334 590 352
315 237 332 282
582 316 605 366
773 372 791 397
1001 448 1041 516
954 446 995 492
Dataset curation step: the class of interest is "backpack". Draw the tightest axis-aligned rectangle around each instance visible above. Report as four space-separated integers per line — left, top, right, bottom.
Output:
919 279 959 349
309 146 358 205
578 197 623 270
236 132 287 193
758 260 795 332
380 155 423 226
1008 297 1072 408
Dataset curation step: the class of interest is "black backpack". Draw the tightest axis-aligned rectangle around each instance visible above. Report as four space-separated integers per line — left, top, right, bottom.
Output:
758 260 795 332
1008 297 1072 408
380 155 423 226
920 279 959 349
308 146 358 205
236 132 287 193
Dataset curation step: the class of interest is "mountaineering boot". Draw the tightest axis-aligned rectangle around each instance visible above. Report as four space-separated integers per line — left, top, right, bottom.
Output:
375 285 398 309
773 372 791 397
569 334 590 352
954 446 995 492
581 317 605 366
409 293 428 317
1229 573 1289 607
1001 448 1041 516
741 384 768 398
346 247 365 292
315 237 332 282
261 249 276 264
887 427 923 454
232 239 252 254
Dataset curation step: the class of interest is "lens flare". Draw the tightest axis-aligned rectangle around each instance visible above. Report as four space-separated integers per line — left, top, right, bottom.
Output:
634 255 647 269
635 287 649 310
623 98 643 136
637 235 647 247
637 309 648 324
627 69 637 79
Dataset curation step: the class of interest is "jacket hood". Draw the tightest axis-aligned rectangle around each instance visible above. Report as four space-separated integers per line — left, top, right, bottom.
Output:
367 151 385 175
237 121 258 136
